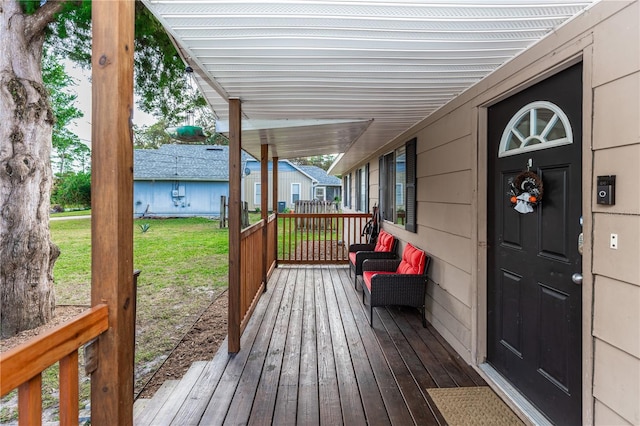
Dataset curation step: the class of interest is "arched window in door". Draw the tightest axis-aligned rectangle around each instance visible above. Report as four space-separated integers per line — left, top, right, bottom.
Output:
499 101 573 157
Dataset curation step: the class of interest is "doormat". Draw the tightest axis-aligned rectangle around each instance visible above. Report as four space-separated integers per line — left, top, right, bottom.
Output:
427 387 524 426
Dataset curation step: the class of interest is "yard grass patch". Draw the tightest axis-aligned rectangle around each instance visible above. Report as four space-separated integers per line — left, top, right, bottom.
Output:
49 216 230 396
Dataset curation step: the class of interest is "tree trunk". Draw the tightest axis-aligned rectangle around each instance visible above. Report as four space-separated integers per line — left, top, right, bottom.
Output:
1 1 59 337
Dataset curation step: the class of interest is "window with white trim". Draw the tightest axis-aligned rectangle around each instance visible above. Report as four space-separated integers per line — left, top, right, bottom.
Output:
379 139 417 232
254 182 261 206
343 174 351 209
355 165 368 212
291 183 301 204
499 101 573 157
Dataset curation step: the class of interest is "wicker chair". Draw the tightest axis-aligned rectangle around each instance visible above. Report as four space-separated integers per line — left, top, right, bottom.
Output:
359 243 431 327
348 230 398 289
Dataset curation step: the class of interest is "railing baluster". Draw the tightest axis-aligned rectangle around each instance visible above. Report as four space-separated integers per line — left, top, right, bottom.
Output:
277 213 369 264
18 374 42 426
59 352 79 426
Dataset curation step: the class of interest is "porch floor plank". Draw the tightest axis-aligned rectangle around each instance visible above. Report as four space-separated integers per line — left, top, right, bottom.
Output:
272 268 305 425
296 268 320 425
314 267 343 425
135 265 509 426
330 266 391 426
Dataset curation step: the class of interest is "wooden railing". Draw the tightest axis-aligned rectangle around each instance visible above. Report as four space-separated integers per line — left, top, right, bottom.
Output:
278 212 371 264
267 214 277 273
0 304 109 426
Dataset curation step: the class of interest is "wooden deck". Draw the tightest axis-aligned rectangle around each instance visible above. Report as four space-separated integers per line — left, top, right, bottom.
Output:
134 265 489 425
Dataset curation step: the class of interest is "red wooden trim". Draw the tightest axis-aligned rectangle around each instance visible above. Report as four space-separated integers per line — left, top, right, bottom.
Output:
228 97 242 354
279 260 350 265
59 351 79 426
0 304 108 397
241 219 265 238
272 157 279 267
261 144 269 292
240 282 265 334
18 374 42 426
90 1 136 424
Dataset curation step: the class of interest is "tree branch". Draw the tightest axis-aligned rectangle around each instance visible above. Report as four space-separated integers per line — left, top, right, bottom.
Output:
24 0 66 41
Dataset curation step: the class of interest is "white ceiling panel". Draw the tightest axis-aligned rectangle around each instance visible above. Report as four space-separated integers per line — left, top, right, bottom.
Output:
142 0 597 173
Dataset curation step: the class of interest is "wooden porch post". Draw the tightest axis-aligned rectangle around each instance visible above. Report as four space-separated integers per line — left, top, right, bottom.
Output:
261 145 269 291
228 98 242 354
90 1 135 425
272 157 279 267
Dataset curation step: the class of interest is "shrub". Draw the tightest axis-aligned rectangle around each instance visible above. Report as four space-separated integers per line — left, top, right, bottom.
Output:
51 172 91 208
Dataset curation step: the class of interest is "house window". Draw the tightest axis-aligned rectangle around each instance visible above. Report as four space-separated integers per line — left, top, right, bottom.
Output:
379 152 394 221
355 165 368 212
499 101 573 157
315 186 325 201
291 183 301 205
343 174 351 209
254 182 261 207
379 138 417 232
394 146 406 224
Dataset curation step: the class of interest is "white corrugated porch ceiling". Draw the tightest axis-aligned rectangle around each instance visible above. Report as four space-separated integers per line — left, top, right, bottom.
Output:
141 0 597 174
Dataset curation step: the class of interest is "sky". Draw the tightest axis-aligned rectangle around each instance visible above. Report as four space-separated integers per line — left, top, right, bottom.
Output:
65 62 156 147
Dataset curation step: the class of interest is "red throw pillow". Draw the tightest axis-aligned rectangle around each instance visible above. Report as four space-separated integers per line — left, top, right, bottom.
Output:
396 243 426 275
374 230 394 252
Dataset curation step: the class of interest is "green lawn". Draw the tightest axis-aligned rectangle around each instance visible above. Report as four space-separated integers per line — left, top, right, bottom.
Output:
50 217 231 394
50 208 91 217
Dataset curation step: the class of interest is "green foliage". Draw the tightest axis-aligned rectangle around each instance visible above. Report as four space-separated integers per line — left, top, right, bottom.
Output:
133 3 208 122
25 0 199 123
290 154 337 171
139 223 151 233
51 172 91 208
134 120 173 149
42 50 88 174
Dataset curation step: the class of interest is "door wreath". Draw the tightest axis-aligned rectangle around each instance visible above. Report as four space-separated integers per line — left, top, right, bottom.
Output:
508 171 543 214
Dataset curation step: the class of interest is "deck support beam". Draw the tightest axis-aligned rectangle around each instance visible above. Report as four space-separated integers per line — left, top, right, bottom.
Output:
228 98 242 354
272 157 279 268
90 1 135 424
261 144 269 291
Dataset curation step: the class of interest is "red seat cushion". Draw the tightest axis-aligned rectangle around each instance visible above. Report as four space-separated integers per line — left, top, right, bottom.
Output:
374 230 394 252
362 270 395 291
396 243 426 275
348 252 357 265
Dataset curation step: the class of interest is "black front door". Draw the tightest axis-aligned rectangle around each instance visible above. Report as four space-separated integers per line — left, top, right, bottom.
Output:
487 63 583 425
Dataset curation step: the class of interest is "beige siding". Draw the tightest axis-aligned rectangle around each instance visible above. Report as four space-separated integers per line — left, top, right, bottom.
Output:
592 2 640 87
244 170 312 211
589 5 640 422
594 400 634 426
593 144 640 214
593 276 640 359
593 339 640 425
593 72 640 150
343 1 640 422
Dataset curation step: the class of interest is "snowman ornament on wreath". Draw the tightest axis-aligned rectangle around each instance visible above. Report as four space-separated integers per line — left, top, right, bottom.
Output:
508 171 543 214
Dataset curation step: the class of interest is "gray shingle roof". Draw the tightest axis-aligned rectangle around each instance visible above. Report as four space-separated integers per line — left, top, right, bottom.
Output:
297 165 341 186
134 144 253 181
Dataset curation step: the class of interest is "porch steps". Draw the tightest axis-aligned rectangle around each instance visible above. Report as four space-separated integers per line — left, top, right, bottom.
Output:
134 358 222 425
133 398 151 418
133 379 179 425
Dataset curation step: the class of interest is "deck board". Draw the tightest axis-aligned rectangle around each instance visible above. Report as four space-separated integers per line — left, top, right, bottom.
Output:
330 266 391 426
136 265 498 426
314 268 343 425
272 268 304 425
296 268 320 425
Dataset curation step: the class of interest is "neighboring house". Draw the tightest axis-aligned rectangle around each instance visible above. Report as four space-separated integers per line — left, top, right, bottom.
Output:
243 159 315 211
297 165 342 202
133 144 250 217
134 145 339 215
